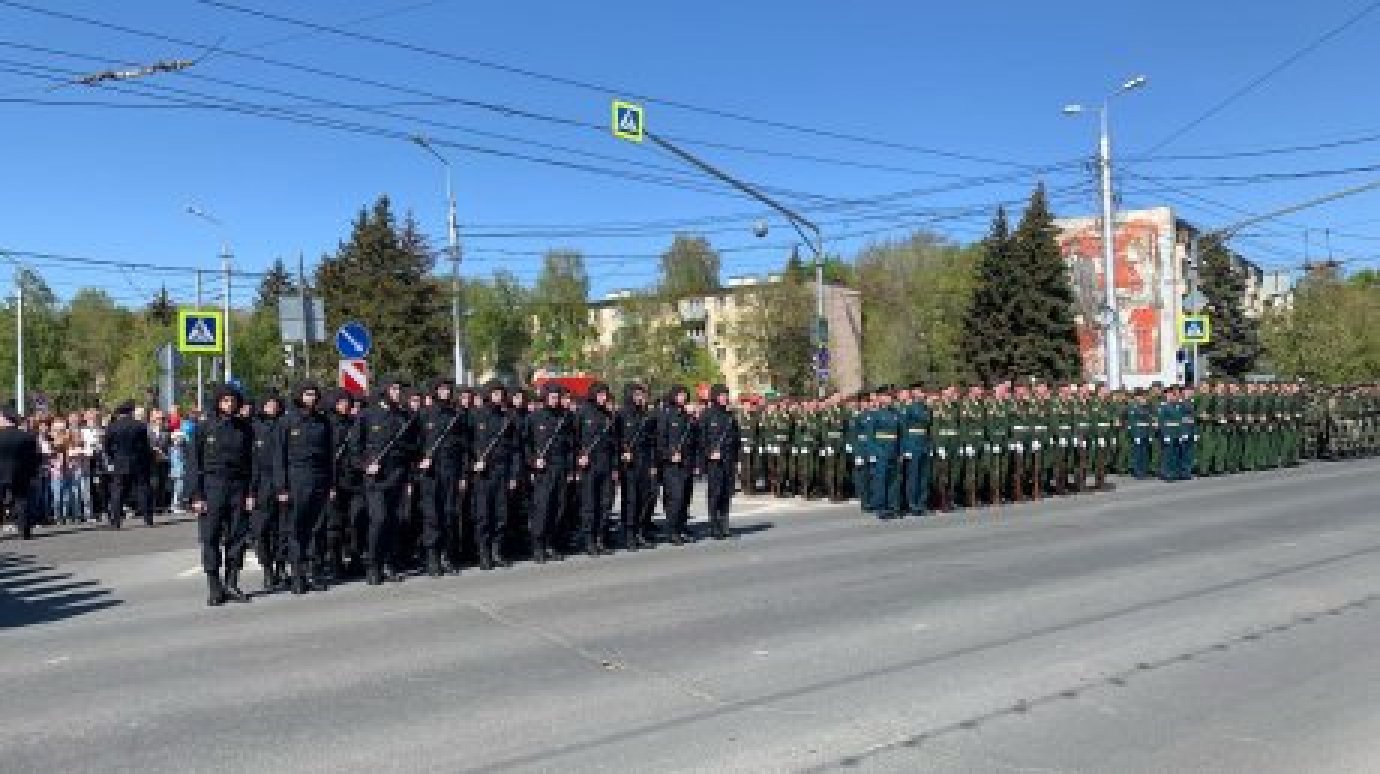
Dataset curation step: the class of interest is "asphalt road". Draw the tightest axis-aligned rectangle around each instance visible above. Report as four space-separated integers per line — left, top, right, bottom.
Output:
4 460 1380 773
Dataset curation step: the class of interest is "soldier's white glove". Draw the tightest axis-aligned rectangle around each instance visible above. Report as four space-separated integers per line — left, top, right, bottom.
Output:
1134 438 1142 445
819 450 828 457
1011 442 1023 452
1194 434 1201 442
937 448 948 459
854 457 864 467
1058 438 1068 448
868 456 878 464
844 444 853 453
1097 438 1107 448
903 452 913 460
1032 441 1042 452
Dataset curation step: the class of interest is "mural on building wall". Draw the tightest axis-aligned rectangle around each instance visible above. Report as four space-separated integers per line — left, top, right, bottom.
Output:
1058 215 1167 380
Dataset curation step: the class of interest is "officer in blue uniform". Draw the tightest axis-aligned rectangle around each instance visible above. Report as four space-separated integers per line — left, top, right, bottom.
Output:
1127 389 1153 479
867 387 903 520
1158 386 1184 482
899 385 932 517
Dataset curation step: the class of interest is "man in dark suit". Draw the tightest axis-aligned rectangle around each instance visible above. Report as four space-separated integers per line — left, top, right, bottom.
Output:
0 404 41 540
103 401 154 529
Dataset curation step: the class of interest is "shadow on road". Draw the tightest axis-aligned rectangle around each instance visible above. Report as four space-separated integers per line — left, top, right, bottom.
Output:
0 551 123 629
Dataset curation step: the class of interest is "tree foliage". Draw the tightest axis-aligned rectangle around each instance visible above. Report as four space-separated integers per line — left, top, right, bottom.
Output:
315 195 448 382
1007 183 1082 382
961 207 1021 382
658 235 721 298
855 231 976 388
727 257 818 396
530 249 593 370
1197 235 1261 378
464 271 532 383
597 292 720 394
1260 274 1380 383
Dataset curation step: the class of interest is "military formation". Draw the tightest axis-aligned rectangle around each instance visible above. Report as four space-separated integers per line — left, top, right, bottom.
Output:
183 377 742 607
736 381 1380 519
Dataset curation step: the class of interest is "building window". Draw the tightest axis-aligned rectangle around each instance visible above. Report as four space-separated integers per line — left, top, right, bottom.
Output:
716 347 726 362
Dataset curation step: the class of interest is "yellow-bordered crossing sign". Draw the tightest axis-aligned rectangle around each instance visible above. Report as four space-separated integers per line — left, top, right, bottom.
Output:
1179 314 1211 345
178 308 224 354
612 100 644 142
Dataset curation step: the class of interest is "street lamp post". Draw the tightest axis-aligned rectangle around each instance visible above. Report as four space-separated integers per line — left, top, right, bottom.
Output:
11 260 24 415
410 135 466 386
187 206 233 384
1063 75 1147 390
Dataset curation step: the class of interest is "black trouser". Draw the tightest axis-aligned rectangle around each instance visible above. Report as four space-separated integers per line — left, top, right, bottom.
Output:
363 472 404 565
661 464 692 536
241 491 280 570
620 459 655 537
471 467 510 551
286 474 330 566
198 479 247 576
1 484 31 539
108 472 151 527
705 459 734 532
530 466 566 542
420 470 460 551
579 465 614 545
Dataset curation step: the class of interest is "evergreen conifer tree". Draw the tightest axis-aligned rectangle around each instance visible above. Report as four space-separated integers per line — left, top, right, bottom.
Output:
961 207 1016 382
1010 184 1082 381
1197 235 1261 378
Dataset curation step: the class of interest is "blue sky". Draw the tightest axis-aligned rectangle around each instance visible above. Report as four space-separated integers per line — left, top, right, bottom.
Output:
3 0 1379 306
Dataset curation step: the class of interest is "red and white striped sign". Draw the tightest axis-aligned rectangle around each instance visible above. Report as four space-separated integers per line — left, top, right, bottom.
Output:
338 358 369 397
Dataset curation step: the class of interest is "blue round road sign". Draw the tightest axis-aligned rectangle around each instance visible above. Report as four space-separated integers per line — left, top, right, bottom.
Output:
335 321 372 359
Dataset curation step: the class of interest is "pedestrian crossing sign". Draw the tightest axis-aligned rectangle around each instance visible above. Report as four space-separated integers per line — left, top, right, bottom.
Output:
177 308 224 354
1179 314 1211 345
612 100 644 143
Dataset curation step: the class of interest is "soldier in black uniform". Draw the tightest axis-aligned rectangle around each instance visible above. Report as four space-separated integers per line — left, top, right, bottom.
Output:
417 378 466 577
274 381 335 595
469 380 521 570
103 401 153 529
187 385 256 606
699 384 741 540
352 377 417 585
0 404 40 540
322 391 362 581
658 385 698 545
618 382 658 550
575 382 620 556
246 395 285 591
524 383 573 563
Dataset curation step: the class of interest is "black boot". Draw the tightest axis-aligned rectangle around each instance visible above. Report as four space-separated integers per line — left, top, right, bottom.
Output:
625 529 640 551
308 560 329 591
532 539 547 564
670 529 684 546
479 545 494 571
383 563 404 582
545 542 564 561
492 544 512 568
206 574 226 607
426 548 443 577
365 562 382 586
586 537 599 557
291 564 308 595
223 565 251 603
260 559 278 593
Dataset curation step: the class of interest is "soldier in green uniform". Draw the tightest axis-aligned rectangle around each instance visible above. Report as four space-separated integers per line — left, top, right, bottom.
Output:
820 397 849 501
1158 386 1185 481
1049 384 1076 495
1193 382 1216 477
1179 385 1198 480
1127 389 1153 478
765 402 790 496
738 400 760 494
1030 382 1054 500
983 383 1013 505
1112 388 1132 475
1009 383 1034 502
1089 384 1115 490
930 386 961 512
957 384 987 508
849 393 872 509
1069 384 1094 492
792 401 819 499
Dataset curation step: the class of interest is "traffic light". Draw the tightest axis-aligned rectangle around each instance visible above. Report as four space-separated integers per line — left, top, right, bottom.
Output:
283 343 296 370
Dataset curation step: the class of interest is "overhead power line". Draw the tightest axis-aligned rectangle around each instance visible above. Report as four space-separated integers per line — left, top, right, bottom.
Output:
1145 0 1380 154
196 0 1034 169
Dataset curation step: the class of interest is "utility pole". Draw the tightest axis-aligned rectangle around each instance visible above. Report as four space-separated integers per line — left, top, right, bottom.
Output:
14 262 24 415
298 251 311 379
1097 106 1121 390
195 269 204 410
222 249 233 384
409 135 466 386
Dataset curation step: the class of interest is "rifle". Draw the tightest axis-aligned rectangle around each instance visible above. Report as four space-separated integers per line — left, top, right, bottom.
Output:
669 412 694 462
473 414 514 472
365 414 416 472
421 410 463 462
578 411 614 459
533 413 567 467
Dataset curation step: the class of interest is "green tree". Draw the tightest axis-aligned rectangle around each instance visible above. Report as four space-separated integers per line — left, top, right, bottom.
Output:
315 195 449 382
530 250 593 370
1261 276 1380 382
1009 183 1082 381
464 271 532 382
64 288 135 406
255 258 296 311
658 235 721 298
598 292 720 393
856 231 977 387
961 207 1019 382
728 257 817 396
1197 235 1261 378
